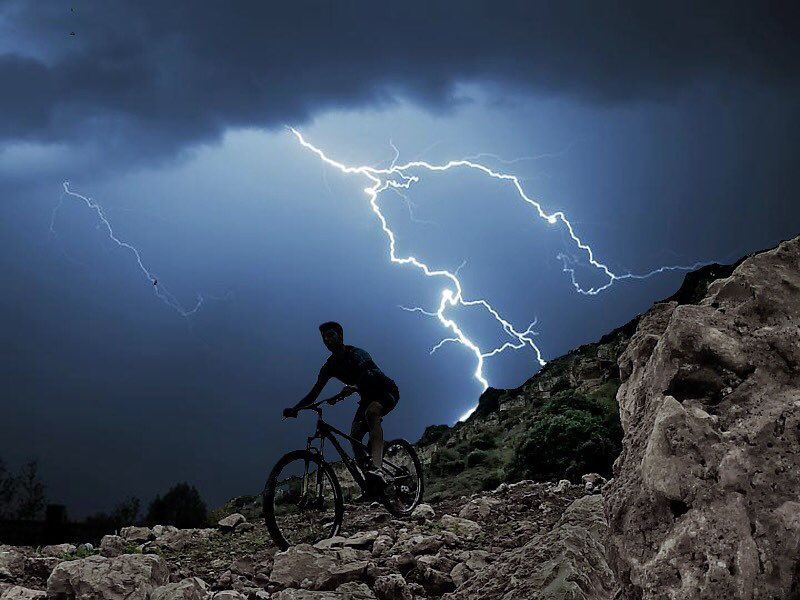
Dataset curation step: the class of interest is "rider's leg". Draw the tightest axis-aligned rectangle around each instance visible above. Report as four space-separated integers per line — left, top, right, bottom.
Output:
349 405 371 468
363 401 384 470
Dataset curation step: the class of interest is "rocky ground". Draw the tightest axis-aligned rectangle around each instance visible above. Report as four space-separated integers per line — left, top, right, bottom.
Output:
0 476 610 599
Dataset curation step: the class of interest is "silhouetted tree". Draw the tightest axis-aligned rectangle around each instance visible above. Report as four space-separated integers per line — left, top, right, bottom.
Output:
146 483 207 528
112 496 140 527
15 461 46 520
85 496 141 531
0 459 16 518
0 459 46 520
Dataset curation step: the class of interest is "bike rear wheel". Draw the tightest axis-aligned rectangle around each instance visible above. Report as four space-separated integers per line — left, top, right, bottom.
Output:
263 450 344 550
381 439 424 516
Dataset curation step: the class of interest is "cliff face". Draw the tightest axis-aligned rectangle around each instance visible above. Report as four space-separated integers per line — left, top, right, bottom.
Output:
604 237 800 598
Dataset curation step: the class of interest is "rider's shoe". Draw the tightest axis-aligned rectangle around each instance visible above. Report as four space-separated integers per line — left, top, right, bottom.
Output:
364 469 386 496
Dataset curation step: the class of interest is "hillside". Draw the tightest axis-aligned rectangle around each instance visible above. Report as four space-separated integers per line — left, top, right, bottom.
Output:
418 259 747 501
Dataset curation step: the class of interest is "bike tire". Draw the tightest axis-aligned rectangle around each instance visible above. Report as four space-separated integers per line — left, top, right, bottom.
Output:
263 449 344 550
381 438 424 517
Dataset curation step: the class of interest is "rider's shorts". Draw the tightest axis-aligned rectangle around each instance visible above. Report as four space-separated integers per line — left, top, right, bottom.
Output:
358 370 399 415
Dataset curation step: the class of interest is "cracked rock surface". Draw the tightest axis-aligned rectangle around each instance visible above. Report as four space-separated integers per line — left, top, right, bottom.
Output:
604 236 800 599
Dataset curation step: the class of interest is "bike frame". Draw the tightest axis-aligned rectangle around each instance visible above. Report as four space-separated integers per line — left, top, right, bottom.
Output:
300 397 410 494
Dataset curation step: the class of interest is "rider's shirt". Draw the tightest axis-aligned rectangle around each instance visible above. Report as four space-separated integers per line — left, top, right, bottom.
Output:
319 345 398 404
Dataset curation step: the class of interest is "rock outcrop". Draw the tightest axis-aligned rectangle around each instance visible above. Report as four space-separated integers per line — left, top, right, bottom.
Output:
449 494 616 599
605 237 800 598
47 553 170 599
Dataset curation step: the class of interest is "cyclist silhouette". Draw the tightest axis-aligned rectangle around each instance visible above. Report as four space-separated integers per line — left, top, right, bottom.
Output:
284 322 399 486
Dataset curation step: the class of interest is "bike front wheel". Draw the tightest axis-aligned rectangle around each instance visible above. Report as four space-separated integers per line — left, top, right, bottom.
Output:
263 450 344 550
381 439 424 516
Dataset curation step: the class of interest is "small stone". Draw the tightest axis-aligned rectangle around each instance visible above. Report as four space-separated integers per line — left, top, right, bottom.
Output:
406 565 455 595
438 514 481 540
120 526 154 544
458 497 499 521
212 592 248 600
450 562 472 587
410 503 435 522
218 513 247 531
40 543 76 558
99 534 128 558
334 582 376 599
371 535 394 558
229 556 254 577
151 577 208 600
492 483 508 494
553 479 571 493
581 473 608 494
390 552 416 574
152 525 179 538
373 573 413 600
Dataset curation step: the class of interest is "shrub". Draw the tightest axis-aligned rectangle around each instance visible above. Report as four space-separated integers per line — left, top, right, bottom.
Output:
146 483 208 528
508 393 622 482
466 449 489 468
85 496 141 531
480 469 504 491
429 448 464 477
470 431 498 451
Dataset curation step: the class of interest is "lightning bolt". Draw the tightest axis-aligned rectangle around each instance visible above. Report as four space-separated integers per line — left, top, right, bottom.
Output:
290 128 710 410
54 182 204 318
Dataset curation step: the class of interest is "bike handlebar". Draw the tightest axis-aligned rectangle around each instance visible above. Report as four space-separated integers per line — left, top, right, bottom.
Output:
289 387 357 417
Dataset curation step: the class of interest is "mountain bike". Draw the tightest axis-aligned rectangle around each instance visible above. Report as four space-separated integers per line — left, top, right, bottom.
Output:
263 390 424 550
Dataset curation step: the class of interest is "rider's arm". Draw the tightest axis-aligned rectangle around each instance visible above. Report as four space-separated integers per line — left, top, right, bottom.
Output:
293 373 329 410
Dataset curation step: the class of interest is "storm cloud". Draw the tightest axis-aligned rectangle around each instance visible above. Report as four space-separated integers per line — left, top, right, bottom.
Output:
2 0 798 160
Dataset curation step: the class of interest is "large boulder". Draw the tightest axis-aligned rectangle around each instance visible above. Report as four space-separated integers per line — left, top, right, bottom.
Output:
449 494 616 599
47 553 169 599
604 237 800 599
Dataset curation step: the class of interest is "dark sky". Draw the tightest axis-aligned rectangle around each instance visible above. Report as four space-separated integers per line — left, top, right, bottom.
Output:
2 1 799 516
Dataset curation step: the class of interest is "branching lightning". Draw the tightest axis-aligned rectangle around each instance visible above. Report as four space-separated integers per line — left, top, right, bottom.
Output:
290 128 709 410
51 131 709 423
55 182 204 318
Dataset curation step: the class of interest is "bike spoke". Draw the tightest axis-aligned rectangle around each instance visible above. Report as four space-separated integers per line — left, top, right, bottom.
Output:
383 441 422 514
270 457 339 546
